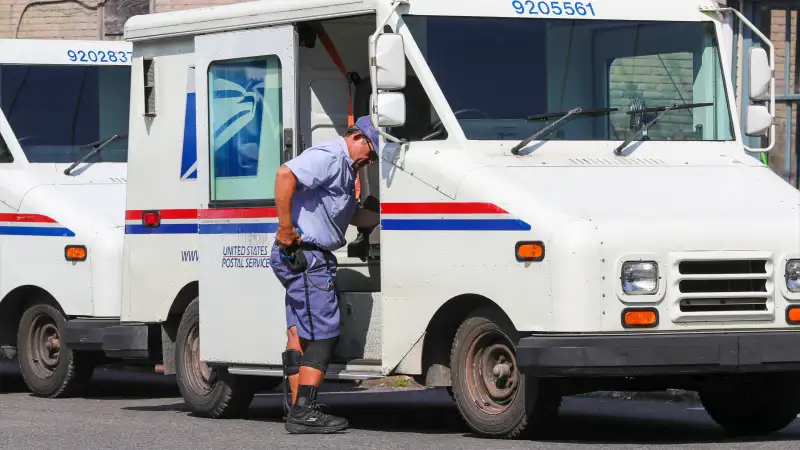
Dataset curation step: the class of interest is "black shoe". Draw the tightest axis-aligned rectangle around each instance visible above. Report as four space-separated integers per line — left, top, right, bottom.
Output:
285 401 348 434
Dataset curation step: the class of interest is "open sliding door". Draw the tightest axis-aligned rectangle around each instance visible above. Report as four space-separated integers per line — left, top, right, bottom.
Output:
194 25 298 366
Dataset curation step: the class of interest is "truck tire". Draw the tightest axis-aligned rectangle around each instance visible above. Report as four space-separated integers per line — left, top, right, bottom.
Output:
17 303 94 398
175 297 255 419
699 374 800 436
449 307 560 439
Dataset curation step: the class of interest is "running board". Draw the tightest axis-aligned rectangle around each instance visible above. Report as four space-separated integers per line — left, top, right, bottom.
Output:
228 362 384 381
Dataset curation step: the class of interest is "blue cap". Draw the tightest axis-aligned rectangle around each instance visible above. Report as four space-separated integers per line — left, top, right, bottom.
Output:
354 115 379 147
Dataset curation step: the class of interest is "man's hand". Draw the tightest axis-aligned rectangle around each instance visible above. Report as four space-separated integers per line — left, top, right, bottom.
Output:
276 224 302 250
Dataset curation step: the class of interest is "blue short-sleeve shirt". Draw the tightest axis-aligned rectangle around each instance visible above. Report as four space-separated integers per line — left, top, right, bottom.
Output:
284 136 357 251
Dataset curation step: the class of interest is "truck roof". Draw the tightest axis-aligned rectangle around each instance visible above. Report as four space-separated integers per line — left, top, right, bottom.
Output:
124 0 373 42
0 38 131 66
124 0 719 43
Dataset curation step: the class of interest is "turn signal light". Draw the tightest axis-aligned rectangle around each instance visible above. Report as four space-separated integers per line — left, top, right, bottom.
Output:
787 306 800 325
65 245 87 262
622 308 658 328
515 241 545 262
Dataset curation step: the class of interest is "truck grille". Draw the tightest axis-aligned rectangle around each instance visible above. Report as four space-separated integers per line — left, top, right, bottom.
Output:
671 253 773 322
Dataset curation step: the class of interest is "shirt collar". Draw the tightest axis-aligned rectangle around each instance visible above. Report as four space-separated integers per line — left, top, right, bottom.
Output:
338 136 355 169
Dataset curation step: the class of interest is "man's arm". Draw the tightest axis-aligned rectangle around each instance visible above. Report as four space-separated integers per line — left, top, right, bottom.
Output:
274 165 300 247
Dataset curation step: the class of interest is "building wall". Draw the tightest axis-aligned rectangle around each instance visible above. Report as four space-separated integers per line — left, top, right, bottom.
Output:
0 0 103 39
766 9 798 183
608 53 697 139
155 0 237 13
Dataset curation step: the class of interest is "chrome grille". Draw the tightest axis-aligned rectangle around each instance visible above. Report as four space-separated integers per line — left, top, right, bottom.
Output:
671 253 773 322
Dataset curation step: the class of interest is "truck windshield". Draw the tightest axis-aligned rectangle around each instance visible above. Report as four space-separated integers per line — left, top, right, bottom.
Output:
402 16 735 142
0 64 130 163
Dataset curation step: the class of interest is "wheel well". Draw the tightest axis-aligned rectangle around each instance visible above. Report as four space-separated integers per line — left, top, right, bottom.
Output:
416 294 513 387
0 286 61 350
160 281 198 375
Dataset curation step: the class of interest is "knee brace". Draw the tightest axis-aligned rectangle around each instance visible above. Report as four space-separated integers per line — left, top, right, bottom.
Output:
301 336 339 373
282 349 302 377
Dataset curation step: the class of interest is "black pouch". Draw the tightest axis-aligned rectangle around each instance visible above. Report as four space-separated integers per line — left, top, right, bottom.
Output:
280 244 308 273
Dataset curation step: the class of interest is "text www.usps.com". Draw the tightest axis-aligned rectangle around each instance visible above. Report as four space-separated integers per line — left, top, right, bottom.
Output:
181 250 199 262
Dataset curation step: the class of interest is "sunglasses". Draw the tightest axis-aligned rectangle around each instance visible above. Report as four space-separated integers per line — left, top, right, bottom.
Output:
364 137 378 162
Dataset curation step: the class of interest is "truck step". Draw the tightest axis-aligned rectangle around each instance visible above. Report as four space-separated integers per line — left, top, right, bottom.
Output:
228 360 384 381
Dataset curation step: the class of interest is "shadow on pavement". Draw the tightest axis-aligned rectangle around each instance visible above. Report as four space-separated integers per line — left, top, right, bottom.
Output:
7 359 800 445
0 362 182 399
125 386 800 444
124 387 467 435
532 406 800 445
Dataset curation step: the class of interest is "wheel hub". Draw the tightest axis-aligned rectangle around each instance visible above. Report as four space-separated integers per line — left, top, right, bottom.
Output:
465 330 520 415
184 323 214 395
481 344 517 401
27 314 62 379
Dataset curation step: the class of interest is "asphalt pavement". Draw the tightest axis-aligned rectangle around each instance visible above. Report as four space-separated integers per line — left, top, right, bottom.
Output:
2 362 800 449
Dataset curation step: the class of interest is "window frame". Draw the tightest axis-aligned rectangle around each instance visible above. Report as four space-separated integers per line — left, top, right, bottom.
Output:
206 53 286 209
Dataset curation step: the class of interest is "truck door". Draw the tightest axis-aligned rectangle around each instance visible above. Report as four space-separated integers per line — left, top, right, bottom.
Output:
194 25 297 366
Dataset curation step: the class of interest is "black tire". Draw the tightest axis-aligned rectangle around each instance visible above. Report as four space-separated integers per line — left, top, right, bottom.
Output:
699 374 800 436
450 308 561 439
17 302 94 398
175 298 255 419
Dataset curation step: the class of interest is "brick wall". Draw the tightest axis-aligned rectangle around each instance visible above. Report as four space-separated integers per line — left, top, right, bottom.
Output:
766 9 797 183
154 0 237 13
0 0 103 39
609 53 696 139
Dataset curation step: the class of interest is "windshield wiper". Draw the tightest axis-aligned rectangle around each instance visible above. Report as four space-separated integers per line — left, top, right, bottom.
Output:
612 102 712 156
64 133 127 175
511 107 618 155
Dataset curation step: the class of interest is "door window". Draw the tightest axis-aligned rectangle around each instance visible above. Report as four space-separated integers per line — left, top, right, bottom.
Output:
208 55 283 203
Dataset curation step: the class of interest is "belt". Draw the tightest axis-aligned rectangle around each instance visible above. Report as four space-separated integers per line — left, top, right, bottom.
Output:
299 242 332 254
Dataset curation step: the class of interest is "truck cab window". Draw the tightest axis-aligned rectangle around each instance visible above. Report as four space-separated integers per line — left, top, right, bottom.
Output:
208 55 283 203
0 64 131 163
403 16 735 143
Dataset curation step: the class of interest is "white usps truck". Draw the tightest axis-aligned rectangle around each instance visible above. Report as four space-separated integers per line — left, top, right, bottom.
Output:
0 39 133 398
114 0 800 439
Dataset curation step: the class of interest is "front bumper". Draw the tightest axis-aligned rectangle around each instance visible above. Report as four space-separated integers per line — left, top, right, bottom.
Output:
516 331 800 376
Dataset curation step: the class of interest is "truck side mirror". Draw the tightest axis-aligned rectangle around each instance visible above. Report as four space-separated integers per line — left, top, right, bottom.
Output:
371 33 406 90
745 47 774 140
745 105 772 137
371 92 406 127
749 47 771 101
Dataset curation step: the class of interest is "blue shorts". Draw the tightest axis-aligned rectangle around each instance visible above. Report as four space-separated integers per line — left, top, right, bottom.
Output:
269 241 341 341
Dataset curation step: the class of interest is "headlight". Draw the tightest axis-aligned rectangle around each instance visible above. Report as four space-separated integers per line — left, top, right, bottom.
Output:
787 260 800 293
621 261 658 295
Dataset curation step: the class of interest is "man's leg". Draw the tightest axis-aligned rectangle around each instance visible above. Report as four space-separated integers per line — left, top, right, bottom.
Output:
271 241 305 409
283 326 303 406
297 337 325 387
284 249 347 434
285 335 344 434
